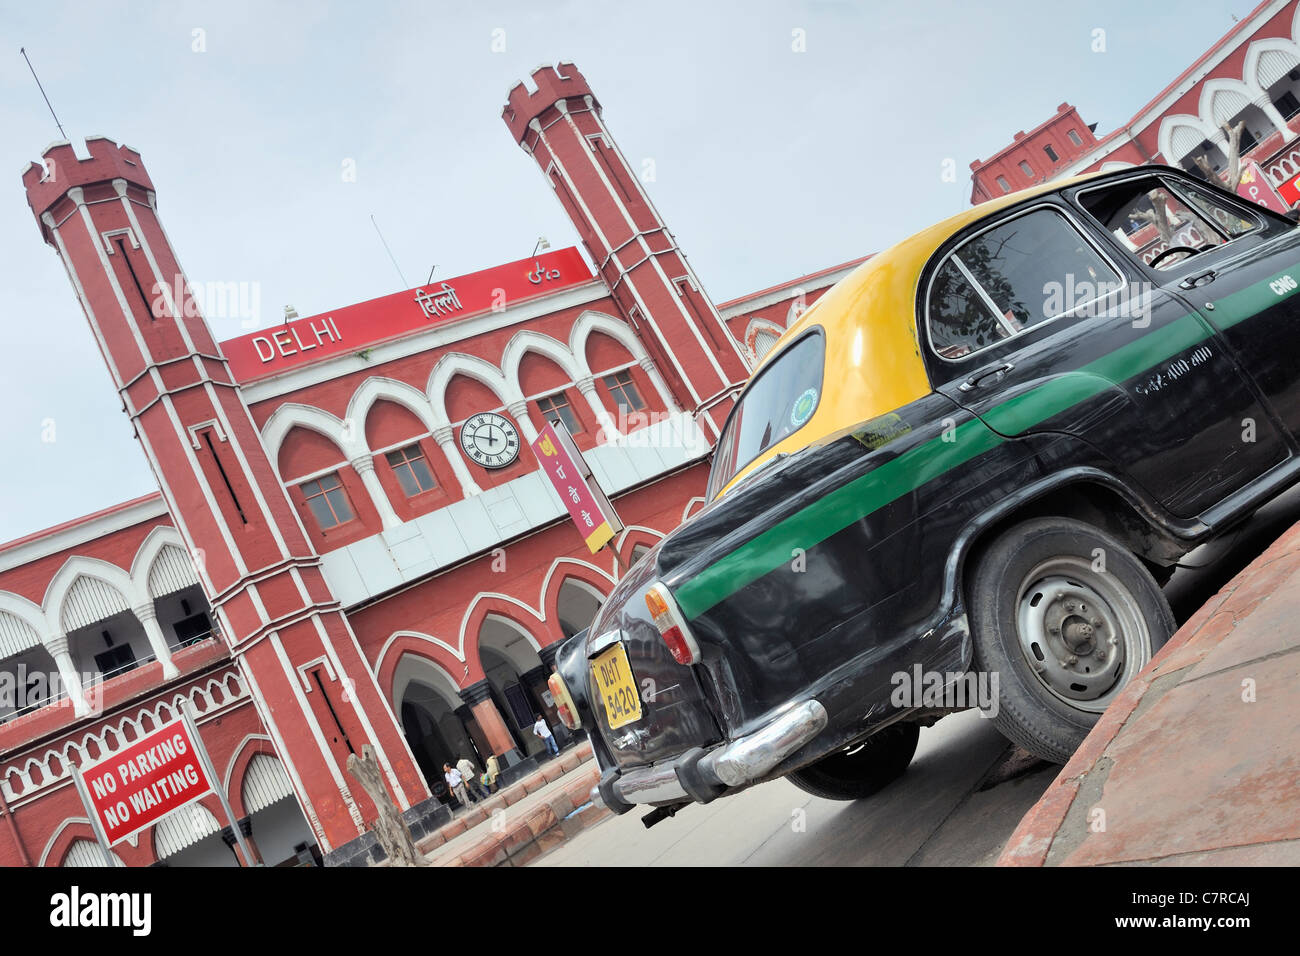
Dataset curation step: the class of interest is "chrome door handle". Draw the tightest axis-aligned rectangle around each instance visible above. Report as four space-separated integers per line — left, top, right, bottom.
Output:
1179 269 1217 290
959 362 1014 392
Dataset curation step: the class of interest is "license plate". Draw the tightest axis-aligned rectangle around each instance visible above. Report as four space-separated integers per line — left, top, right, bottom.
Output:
591 642 642 730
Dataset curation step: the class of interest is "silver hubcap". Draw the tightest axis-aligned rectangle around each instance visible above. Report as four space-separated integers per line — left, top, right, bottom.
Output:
1015 557 1151 714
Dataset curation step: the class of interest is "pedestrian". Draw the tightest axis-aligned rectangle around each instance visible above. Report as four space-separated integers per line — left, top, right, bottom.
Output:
483 753 502 793
457 755 488 801
533 713 560 757
443 762 471 811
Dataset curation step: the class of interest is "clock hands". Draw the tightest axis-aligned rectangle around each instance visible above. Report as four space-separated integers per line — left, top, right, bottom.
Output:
463 415 517 467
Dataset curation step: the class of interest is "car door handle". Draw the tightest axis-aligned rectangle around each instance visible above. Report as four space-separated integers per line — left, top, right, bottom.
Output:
1179 269 1217 290
959 362 1014 392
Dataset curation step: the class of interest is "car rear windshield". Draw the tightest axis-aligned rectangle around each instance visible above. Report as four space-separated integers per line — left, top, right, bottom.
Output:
707 330 825 498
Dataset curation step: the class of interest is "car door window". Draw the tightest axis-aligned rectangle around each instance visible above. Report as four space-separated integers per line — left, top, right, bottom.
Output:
928 207 1123 360
1176 180 1257 238
1076 176 1260 270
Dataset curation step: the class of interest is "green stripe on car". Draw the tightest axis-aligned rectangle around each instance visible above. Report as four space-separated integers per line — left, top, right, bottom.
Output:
674 266 1299 620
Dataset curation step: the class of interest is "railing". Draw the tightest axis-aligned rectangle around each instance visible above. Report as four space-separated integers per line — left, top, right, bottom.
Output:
85 651 157 686
169 628 219 651
0 685 68 725
0 625 223 728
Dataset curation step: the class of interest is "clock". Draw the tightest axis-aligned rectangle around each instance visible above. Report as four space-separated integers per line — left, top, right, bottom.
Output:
459 412 521 469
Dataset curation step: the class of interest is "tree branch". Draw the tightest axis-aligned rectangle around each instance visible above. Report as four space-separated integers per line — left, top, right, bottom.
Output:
1222 120 1244 193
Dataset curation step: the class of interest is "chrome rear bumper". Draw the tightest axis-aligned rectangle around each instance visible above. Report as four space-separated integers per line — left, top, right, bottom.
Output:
601 699 828 809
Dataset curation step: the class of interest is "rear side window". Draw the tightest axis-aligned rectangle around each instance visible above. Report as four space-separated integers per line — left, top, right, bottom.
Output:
708 331 825 497
928 207 1122 360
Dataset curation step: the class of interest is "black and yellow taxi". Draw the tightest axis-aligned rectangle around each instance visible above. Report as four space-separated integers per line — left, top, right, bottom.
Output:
547 165 1300 817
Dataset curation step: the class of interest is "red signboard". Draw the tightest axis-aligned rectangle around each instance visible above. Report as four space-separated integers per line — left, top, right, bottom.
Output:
532 421 621 554
1237 161 1290 213
1274 167 1300 208
74 714 216 847
220 246 593 382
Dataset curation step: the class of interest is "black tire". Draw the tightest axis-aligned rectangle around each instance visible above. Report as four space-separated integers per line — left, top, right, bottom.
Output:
785 722 920 800
969 517 1175 765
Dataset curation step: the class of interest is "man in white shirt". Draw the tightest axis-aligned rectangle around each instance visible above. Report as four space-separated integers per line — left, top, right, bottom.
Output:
533 714 559 757
443 763 471 810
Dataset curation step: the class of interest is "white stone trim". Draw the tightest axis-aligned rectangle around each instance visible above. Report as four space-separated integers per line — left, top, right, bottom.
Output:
153 802 221 858
239 752 295 815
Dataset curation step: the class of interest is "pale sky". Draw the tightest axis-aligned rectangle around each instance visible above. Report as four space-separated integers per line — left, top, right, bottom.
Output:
0 0 1261 542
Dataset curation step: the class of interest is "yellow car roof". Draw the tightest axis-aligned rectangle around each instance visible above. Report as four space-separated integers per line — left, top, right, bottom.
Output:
719 171 1108 497
768 171 1108 368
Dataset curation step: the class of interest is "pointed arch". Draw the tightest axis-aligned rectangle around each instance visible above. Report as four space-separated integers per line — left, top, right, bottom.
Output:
426 353 520 425
744 317 786 365
222 733 281 818
477 612 546 677
130 525 199 599
540 558 614 632
43 555 141 635
260 402 356 464
151 801 222 860
1244 36 1300 93
615 524 666 568
40 819 99 867
459 594 547 681
387 648 466 717
345 376 440 441
239 753 296 816
501 330 582 389
1158 115 1218 165
568 310 647 378
373 631 468 709
1199 77 1256 128
0 591 48 657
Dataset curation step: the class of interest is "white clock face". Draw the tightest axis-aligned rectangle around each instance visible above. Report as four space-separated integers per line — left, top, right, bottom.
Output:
460 412 521 469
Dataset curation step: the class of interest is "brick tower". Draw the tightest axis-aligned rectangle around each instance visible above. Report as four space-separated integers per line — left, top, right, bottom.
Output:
503 63 751 438
22 138 430 858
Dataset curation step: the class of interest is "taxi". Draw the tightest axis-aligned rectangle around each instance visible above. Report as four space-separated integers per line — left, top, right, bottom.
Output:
548 165 1300 817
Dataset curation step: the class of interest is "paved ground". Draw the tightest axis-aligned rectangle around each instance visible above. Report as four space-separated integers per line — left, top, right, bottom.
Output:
533 710 1057 867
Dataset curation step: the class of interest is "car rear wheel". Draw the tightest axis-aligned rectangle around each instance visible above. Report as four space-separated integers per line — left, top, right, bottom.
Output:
785 722 920 800
969 516 1175 764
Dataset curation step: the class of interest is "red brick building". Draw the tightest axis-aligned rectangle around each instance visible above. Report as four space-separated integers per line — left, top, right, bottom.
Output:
971 0 1300 204
0 64 858 866
969 103 1099 204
